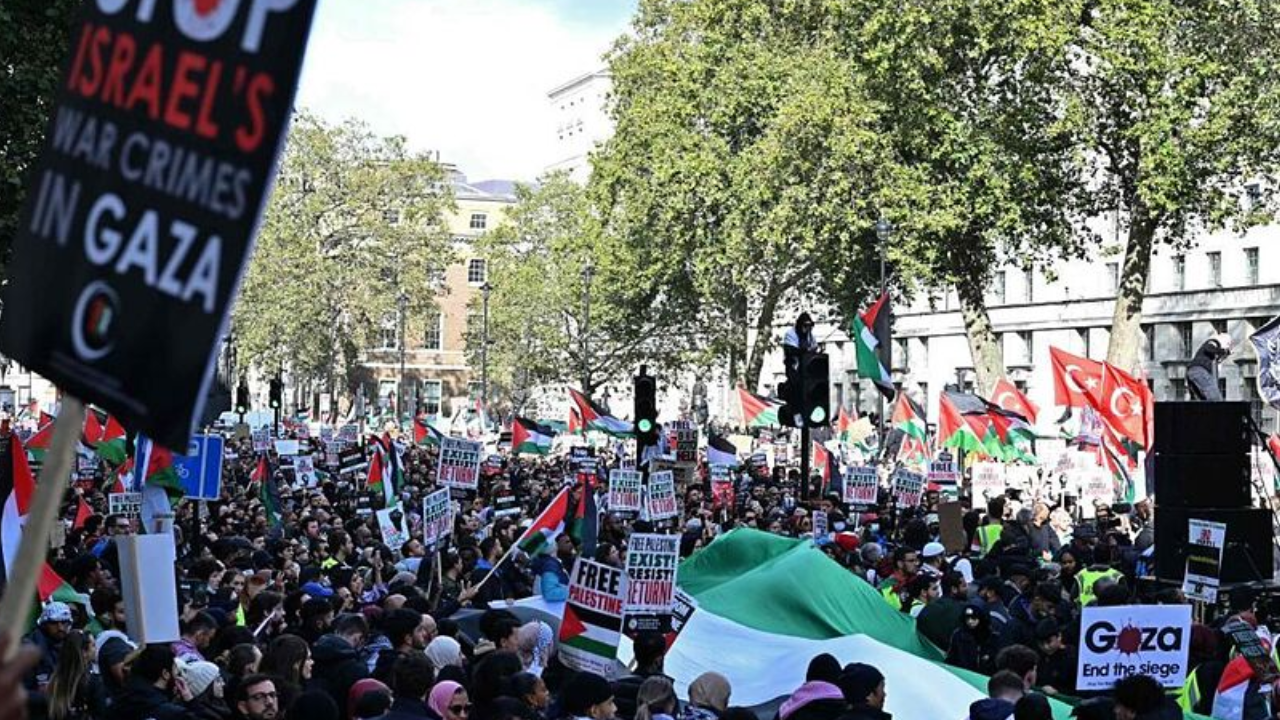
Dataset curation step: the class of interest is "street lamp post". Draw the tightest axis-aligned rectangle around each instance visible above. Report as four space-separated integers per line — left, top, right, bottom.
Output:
481 282 491 420
874 217 893 443
581 262 595 392
397 291 407 427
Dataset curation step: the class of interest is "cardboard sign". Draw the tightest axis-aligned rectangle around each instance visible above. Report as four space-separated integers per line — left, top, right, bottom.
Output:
0 0 319 451
421 488 452 547
608 469 642 513
273 439 300 456
252 428 270 453
294 454 317 487
675 424 698 464
670 588 698 642
844 465 878 507
1224 618 1280 683
560 558 625 678
645 470 679 521
437 437 482 491
812 510 828 538
1080 468 1115 512
892 468 925 509
109 491 143 518
118 534 180 644
375 507 409 550
338 424 358 444
971 462 1006 500
1183 518 1227 603
938 501 967 553
709 464 734 508
337 446 366 475
623 533 679 614
1077 605 1190 691
175 433 224 500
928 459 960 494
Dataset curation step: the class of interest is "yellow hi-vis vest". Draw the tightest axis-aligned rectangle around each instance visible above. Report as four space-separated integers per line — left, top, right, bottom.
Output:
1076 567 1122 607
976 524 1002 558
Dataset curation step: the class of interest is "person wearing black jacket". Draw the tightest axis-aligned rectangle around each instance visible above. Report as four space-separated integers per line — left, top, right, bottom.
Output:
613 631 670 720
835 664 890 720
310 615 370 710
107 645 197 720
946 604 999 675
385 654 438 720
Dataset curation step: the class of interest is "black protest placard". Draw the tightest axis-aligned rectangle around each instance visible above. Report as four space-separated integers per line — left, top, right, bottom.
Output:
0 0 318 451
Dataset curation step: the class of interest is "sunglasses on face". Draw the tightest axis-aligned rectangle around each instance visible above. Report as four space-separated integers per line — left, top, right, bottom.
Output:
450 704 473 715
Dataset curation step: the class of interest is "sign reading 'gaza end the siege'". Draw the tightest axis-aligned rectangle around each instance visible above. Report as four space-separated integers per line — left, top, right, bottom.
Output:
0 0 318 452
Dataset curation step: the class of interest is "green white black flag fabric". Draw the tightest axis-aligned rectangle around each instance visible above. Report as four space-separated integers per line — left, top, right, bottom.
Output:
854 293 895 400
1251 315 1280 409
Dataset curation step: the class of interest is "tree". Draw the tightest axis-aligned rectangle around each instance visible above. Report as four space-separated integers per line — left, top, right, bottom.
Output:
1066 0 1280 370
0 0 79 269
592 0 888 389
846 0 1089 395
232 113 453 395
474 172 675 403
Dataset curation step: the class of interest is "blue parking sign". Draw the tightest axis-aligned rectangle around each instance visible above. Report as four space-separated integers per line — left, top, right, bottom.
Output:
176 435 224 500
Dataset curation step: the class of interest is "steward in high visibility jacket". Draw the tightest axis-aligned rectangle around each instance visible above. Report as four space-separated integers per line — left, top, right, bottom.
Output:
1075 565 1122 608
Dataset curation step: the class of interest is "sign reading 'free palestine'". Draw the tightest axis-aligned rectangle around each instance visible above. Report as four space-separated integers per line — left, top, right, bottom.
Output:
0 0 317 451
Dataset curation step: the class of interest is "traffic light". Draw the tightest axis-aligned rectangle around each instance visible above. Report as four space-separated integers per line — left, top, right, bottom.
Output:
269 378 282 410
800 352 830 427
634 367 658 446
235 382 250 415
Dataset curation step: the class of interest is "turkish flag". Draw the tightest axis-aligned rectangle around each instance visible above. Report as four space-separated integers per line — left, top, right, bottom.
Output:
1050 347 1104 408
991 378 1039 424
1093 364 1152 449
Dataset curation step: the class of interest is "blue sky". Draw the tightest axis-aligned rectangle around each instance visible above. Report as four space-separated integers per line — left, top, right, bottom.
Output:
296 0 637 181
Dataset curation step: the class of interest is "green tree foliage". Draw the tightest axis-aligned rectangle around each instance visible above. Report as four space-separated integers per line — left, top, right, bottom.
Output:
233 113 453 392
592 0 890 388
0 0 79 268
1067 0 1280 369
475 172 673 403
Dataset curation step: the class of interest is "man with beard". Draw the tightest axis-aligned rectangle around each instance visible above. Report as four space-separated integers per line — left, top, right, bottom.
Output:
235 674 282 720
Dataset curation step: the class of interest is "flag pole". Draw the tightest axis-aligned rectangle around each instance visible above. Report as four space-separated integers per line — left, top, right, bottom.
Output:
0 396 85 655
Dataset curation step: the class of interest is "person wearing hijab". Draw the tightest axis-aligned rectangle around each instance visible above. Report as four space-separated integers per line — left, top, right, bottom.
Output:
679 672 731 720
430 681 471 720
778 655 846 720
515 622 555 677
348 678 393 720
426 636 464 673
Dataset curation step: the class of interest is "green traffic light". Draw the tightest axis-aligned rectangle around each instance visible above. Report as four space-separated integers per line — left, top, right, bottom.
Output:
638 418 653 433
809 406 826 424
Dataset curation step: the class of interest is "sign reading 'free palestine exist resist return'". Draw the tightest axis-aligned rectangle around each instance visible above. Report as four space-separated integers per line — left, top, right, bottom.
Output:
0 0 318 451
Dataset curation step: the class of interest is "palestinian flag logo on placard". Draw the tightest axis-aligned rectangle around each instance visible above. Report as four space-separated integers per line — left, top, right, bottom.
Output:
512 417 554 455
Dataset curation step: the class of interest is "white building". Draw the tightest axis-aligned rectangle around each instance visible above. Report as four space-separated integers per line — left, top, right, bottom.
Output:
757 226 1280 432
544 70 614 183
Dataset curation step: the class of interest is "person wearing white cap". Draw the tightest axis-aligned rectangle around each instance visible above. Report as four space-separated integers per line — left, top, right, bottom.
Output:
179 659 231 718
919 542 947 578
25 601 73 691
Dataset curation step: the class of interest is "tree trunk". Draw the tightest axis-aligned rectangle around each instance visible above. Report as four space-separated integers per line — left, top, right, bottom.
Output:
955 269 1003 397
744 282 784 392
1106 211 1157 372
727 291 749 386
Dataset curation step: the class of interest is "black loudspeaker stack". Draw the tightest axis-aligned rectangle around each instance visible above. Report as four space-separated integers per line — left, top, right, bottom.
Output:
1152 401 1274 583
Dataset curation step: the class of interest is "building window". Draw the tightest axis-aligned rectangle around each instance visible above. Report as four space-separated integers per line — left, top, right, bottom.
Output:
1077 328 1091 358
1176 322 1193 359
1023 269 1034 303
421 380 442 416
467 259 487 285
1173 255 1186 291
1106 262 1120 295
894 338 909 370
1211 318 1227 335
1017 331 1033 364
991 271 1006 305
1245 247 1260 285
423 312 443 351
1246 182 1263 211
1207 251 1222 288
469 213 487 230
427 268 445 291
376 315 398 350
918 337 929 367
1142 324 1154 361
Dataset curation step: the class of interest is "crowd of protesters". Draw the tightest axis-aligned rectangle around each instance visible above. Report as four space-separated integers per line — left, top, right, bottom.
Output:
1 415 1267 720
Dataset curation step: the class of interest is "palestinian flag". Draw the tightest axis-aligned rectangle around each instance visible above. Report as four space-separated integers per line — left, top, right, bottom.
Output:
707 434 739 467
568 407 584 435
135 436 183 504
1213 655 1256 720
602 530 1080 719
512 417 554 455
38 562 84 605
836 407 860 447
1269 434 1280 462
812 442 838 494
567 388 633 437
938 393 984 453
413 416 444 446
84 409 127 466
367 434 404 507
258 459 283 530
991 378 1039 425
516 486 571 555
249 455 269 486
1 434 36 587
891 394 927 444
73 497 93 530
853 293 895 400
1099 421 1142 503
737 387 781 428
25 418 54 467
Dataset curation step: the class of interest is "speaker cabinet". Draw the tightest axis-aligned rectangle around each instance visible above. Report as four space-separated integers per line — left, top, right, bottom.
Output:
1154 507 1274 583
1153 401 1251 456
1151 453 1251 509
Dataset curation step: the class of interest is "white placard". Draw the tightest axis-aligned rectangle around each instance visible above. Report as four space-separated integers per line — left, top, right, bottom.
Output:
843 465 878 506
421 488 453 547
117 534 180 644
971 462 1006 500
645 470 679 521
437 437 482 491
608 469 642 513
376 507 409 550
1077 605 1190 691
1183 519 1227 603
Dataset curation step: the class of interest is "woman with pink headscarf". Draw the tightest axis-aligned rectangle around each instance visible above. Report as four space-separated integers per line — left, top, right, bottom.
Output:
430 680 472 720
